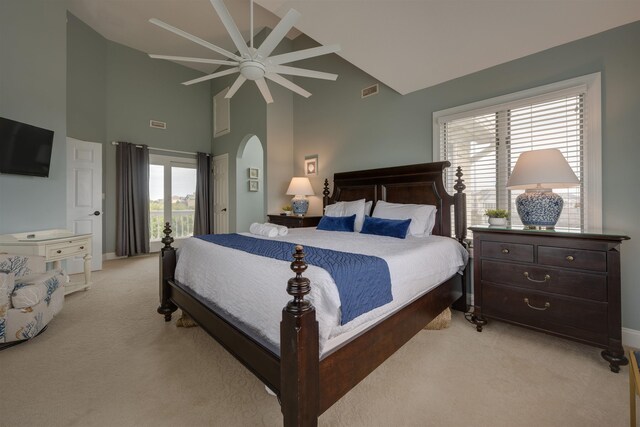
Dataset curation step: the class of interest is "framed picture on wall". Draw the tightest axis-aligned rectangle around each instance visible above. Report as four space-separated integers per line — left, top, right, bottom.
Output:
248 167 259 179
304 156 318 176
249 180 259 192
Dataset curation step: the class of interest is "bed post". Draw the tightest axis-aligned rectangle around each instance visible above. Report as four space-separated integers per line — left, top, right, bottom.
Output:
157 222 178 321
453 166 467 246
322 178 330 209
281 245 320 427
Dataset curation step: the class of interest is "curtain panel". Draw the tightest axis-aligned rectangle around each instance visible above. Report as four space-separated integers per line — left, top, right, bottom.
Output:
194 152 214 235
116 142 150 256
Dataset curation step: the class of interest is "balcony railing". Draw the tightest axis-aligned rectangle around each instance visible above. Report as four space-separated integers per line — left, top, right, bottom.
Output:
150 209 195 241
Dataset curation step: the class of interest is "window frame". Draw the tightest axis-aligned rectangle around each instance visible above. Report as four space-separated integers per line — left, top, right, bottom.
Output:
433 72 602 232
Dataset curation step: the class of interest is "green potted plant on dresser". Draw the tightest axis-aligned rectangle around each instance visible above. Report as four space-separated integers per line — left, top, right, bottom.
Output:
485 209 509 226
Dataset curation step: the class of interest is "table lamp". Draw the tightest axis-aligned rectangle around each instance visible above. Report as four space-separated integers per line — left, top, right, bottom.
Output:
506 148 579 229
286 177 314 216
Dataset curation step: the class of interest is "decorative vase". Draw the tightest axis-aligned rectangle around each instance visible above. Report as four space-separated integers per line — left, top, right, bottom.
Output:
488 217 507 227
515 189 563 229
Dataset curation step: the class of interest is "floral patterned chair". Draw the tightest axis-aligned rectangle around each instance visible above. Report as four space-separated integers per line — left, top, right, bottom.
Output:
0 253 66 348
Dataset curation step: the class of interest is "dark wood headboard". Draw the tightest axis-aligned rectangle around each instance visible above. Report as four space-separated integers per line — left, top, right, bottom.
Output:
322 162 467 243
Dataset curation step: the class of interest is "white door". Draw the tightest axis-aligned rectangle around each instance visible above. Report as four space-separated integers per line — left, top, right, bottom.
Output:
66 137 103 272
213 153 229 234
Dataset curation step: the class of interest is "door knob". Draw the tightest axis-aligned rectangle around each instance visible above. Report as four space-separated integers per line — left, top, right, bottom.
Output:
221 208 227 212
93 211 101 216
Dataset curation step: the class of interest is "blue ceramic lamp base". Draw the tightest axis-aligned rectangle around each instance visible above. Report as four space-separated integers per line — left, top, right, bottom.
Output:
515 189 564 229
291 197 309 216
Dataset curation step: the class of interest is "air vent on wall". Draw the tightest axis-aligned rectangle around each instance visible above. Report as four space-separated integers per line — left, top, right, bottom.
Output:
361 84 379 98
150 119 167 129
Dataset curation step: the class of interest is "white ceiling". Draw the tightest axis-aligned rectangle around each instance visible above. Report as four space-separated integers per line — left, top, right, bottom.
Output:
68 0 640 95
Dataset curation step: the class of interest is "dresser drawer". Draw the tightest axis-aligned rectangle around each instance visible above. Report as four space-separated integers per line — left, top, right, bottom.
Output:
481 260 607 301
538 246 606 272
481 241 534 263
46 239 90 260
482 283 608 343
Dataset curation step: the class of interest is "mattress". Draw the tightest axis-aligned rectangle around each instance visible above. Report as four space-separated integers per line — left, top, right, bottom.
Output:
174 228 468 357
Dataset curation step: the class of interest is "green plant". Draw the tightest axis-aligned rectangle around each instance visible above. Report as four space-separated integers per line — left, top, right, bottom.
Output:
282 205 292 211
485 209 509 219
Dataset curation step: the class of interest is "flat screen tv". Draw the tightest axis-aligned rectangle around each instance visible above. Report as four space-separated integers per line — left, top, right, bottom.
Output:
0 117 54 177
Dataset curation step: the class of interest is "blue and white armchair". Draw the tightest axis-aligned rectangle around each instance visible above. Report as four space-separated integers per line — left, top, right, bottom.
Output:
0 253 66 346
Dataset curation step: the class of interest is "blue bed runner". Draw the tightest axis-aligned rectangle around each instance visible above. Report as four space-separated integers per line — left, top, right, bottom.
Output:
196 233 392 325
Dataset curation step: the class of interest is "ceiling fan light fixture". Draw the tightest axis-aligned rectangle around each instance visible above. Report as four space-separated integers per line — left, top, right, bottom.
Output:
148 0 340 103
239 60 266 81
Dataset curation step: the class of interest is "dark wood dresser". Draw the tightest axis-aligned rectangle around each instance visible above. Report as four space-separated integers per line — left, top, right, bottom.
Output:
267 214 322 229
469 226 629 372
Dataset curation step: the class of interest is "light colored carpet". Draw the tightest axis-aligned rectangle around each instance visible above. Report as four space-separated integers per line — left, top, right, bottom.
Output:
0 255 631 427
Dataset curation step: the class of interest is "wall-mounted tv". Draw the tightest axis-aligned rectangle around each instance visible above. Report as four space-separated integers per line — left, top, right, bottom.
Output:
0 117 54 177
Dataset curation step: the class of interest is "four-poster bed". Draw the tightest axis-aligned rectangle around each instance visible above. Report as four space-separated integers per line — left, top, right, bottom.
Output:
158 161 468 426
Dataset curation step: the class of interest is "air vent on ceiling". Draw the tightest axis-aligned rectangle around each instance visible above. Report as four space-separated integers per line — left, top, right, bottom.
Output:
150 119 167 129
361 84 379 98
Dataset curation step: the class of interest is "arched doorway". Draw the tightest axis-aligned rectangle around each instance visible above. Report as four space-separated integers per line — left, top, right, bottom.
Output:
235 135 265 232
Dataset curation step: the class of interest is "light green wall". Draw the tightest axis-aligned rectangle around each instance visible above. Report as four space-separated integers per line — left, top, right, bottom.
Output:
291 22 640 330
67 13 212 253
0 0 68 234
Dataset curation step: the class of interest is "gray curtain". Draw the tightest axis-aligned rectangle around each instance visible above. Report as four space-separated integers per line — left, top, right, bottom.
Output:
116 142 150 256
194 152 214 235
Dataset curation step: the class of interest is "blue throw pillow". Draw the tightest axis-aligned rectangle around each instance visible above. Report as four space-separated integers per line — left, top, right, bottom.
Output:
317 214 356 232
360 216 411 239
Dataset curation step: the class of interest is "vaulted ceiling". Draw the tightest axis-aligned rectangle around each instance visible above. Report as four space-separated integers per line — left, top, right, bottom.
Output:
68 0 640 95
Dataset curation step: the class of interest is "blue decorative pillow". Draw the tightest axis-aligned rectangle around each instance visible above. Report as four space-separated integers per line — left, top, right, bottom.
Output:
360 216 411 239
317 214 356 232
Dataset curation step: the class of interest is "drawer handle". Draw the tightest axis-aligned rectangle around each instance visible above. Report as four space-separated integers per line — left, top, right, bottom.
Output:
524 298 551 311
56 250 62 254
523 272 551 283
501 248 510 254
79 246 85 250
566 255 574 262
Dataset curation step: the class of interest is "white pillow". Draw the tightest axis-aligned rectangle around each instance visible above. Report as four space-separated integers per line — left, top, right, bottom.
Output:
372 200 437 236
424 207 437 235
365 200 373 216
324 202 344 217
323 199 367 232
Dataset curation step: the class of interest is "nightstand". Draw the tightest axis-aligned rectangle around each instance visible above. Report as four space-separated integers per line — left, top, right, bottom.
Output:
469 226 630 372
267 214 322 229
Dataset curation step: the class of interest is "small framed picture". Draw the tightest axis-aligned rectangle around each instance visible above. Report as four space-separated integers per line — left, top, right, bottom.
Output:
304 156 318 176
248 167 259 179
249 180 259 192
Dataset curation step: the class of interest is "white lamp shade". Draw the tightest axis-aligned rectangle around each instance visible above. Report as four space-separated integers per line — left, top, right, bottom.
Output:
506 148 580 190
286 177 315 196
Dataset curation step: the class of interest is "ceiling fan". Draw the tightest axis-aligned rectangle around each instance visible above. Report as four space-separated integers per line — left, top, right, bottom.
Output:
148 0 340 103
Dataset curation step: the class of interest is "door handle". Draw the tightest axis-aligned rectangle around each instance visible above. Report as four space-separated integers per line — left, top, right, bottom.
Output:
221 208 227 212
91 211 101 216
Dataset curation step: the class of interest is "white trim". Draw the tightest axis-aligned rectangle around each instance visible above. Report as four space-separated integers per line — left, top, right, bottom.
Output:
433 72 602 232
623 328 640 349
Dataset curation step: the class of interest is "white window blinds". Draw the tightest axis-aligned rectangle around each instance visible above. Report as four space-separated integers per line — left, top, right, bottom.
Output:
436 79 600 236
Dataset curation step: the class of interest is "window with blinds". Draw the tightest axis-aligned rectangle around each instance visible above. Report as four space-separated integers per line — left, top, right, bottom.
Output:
434 74 602 237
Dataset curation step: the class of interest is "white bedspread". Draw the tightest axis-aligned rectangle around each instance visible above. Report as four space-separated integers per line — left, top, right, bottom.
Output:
174 228 468 356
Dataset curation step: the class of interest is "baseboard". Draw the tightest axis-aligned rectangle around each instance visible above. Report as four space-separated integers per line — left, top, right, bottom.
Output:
104 252 127 261
623 328 640 349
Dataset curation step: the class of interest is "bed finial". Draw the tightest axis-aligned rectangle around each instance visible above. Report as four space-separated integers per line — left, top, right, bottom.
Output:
286 245 312 313
162 222 174 250
322 179 330 209
454 166 466 194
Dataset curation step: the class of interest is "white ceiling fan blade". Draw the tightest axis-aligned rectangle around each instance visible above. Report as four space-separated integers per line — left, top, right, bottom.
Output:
149 54 238 66
255 78 274 104
182 67 239 86
225 75 247 98
265 73 311 98
209 0 250 58
267 65 337 81
149 18 241 61
268 44 341 65
256 9 301 60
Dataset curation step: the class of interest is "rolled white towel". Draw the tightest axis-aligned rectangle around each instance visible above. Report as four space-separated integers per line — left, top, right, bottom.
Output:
249 222 278 238
266 223 288 236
